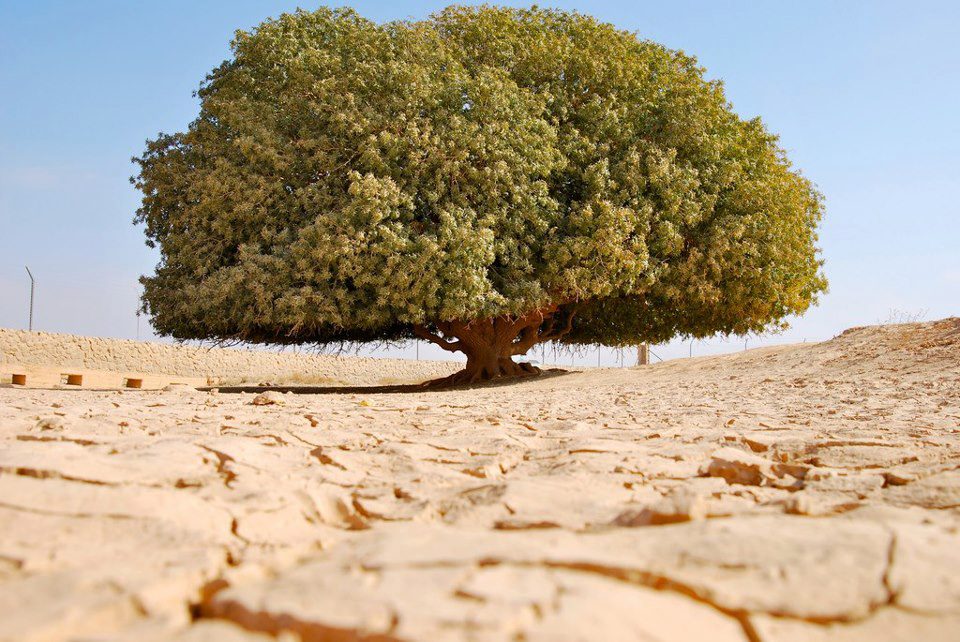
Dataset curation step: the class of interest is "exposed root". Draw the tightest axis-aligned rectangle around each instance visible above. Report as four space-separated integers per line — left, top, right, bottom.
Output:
422 360 542 389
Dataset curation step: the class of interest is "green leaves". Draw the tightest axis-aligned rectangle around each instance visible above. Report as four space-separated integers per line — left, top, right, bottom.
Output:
134 5 826 348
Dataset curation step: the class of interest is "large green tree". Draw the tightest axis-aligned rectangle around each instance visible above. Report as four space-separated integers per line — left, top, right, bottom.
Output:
134 5 826 385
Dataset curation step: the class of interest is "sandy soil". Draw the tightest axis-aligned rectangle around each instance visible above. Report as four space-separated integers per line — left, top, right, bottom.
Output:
1 319 959 641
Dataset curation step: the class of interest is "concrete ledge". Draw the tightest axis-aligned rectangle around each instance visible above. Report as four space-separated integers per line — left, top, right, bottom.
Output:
0 327 461 387
1 364 205 390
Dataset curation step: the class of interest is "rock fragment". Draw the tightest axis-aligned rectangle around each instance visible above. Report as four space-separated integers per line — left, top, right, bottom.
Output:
751 609 960 642
883 470 960 509
163 383 198 393
304 488 367 530
784 492 822 516
251 391 286 406
36 416 65 431
701 447 775 486
612 488 706 526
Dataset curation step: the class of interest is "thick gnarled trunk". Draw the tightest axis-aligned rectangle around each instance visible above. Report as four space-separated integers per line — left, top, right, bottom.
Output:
414 304 576 387
460 347 540 383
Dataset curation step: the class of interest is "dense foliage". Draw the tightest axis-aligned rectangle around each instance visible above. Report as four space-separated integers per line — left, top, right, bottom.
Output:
134 5 826 372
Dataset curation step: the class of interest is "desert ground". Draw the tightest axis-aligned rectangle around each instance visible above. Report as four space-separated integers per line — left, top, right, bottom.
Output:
1 319 959 641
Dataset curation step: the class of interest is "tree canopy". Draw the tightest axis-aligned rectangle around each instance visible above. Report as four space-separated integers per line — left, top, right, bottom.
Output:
134 5 826 383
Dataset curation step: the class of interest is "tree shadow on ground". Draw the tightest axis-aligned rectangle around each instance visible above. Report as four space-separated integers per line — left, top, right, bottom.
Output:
203 368 571 395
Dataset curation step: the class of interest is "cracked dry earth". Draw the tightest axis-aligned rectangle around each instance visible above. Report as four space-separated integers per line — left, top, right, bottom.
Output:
2 320 959 642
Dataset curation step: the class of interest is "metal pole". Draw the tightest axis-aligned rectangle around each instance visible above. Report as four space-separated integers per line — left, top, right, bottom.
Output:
136 311 141 341
416 340 419 361
24 266 35 331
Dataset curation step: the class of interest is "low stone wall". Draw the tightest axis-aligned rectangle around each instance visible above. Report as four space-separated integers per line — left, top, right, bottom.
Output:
0 328 460 386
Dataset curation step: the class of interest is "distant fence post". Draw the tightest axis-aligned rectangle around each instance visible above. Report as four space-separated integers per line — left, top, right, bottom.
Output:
637 343 649 366
25 266 35 331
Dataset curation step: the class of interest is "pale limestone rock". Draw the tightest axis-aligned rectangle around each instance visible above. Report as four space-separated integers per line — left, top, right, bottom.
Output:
201 560 401 640
750 609 960 642
36 416 65 431
163 383 198 393
701 446 775 485
0 571 144 642
887 522 960 613
250 391 285 406
805 470 885 496
556 517 892 621
791 441 922 470
129 619 285 642
612 487 706 526
784 491 822 515
525 568 749 642
304 488 368 530
881 469 917 486
883 470 960 509
203 544 750 642
0 438 222 488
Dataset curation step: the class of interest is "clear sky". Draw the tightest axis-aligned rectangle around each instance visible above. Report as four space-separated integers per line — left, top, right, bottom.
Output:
1 0 958 365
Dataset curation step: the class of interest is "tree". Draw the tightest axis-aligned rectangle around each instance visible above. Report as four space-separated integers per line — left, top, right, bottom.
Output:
133 5 827 385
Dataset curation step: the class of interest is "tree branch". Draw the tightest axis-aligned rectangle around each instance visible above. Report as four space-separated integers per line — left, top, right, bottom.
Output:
412 325 463 353
509 321 543 356
539 305 579 343
507 304 573 356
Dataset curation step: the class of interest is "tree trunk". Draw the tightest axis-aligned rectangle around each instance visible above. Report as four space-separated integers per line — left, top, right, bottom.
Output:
414 304 576 387
462 343 526 383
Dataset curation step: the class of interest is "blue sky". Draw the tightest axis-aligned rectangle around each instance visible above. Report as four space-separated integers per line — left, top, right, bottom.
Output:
1 1 958 364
